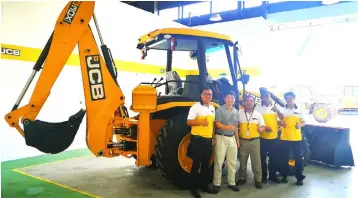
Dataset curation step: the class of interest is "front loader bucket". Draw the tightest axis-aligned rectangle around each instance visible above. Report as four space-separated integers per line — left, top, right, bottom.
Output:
302 124 355 167
23 109 86 154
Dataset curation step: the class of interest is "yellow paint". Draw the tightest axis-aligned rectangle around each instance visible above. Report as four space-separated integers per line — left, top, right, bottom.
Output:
190 115 215 138
16 155 91 170
281 116 302 141
314 107 328 119
1 43 261 77
12 155 100 198
13 169 100 198
289 159 295 167
239 123 260 139
177 133 214 174
260 114 279 139
138 28 232 44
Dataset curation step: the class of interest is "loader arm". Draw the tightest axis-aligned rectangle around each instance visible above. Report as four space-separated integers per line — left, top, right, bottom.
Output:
4 1 131 157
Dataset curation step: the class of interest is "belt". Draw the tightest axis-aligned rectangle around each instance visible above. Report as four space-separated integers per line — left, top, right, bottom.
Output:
216 133 234 137
190 134 212 140
240 137 259 141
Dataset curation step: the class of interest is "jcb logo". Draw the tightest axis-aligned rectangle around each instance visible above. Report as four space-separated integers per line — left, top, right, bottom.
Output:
63 1 81 24
86 55 106 101
1 47 20 56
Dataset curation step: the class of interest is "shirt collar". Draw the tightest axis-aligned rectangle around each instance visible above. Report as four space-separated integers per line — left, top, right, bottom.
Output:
285 104 298 109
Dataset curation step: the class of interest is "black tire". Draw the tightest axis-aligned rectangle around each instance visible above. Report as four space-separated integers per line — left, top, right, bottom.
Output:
145 155 157 168
154 113 214 189
312 103 336 123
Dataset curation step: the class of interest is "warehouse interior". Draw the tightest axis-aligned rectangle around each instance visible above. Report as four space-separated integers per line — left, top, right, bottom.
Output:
1 0 358 198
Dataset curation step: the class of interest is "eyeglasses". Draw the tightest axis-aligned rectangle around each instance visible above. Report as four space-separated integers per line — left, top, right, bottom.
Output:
202 93 212 97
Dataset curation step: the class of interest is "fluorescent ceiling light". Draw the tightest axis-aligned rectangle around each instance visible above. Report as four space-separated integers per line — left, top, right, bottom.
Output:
210 13 222 21
322 0 340 5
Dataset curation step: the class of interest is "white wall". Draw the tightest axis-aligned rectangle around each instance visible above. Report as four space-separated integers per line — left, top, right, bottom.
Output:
195 17 270 90
265 20 358 87
0 0 184 162
194 16 358 90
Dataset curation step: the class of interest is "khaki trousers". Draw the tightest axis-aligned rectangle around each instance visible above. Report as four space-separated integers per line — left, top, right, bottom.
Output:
238 138 262 182
213 134 238 186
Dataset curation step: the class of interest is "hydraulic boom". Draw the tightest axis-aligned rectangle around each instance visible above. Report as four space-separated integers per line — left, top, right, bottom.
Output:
4 1 153 164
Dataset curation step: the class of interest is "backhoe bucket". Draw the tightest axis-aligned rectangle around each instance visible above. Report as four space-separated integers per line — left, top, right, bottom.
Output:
302 124 355 167
23 109 86 154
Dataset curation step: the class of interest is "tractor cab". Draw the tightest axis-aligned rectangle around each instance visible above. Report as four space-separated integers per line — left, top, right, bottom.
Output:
137 28 249 108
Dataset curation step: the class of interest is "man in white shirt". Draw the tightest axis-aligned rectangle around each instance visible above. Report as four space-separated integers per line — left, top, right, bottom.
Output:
187 87 216 198
255 90 281 184
278 92 306 186
236 96 266 189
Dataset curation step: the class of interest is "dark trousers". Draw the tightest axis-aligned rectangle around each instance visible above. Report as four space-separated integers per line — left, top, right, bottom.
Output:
280 140 305 180
260 138 279 179
188 135 212 190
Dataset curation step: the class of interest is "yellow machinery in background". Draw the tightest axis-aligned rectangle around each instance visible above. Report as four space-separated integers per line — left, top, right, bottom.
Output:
339 85 358 114
4 1 354 190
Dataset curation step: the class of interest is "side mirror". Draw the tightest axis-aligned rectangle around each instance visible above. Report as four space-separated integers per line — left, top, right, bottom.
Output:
238 74 250 84
141 48 148 60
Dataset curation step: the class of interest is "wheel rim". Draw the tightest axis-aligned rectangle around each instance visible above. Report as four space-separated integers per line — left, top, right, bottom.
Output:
178 133 214 173
314 107 328 119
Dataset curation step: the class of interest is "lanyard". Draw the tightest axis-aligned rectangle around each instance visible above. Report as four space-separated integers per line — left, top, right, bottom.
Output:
245 110 253 130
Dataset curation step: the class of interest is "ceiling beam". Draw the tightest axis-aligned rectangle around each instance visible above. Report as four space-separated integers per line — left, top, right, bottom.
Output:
122 1 156 13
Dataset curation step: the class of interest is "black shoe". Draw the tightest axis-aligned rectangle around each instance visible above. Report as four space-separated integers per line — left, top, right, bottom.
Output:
262 178 268 183
236 179 246 185
269 177 280 183
255 181 262 189
281 177 288 184
190 190 201 198
296 180 304 186
207 183 220 194
228 185 240 192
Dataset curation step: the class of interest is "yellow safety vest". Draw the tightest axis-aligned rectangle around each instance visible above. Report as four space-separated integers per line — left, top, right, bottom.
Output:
260 114 279 139
190 115 214 138
280 116 302 141
239 122 260 139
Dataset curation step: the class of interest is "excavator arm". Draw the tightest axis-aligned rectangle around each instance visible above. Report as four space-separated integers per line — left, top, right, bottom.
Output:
4 1 135 158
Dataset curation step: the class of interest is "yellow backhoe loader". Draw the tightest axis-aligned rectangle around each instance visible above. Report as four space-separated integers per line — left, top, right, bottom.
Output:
4 1 354 190
4 1 249 189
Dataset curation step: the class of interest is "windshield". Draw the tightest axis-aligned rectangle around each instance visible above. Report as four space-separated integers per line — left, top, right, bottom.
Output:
344 86 358 97
205 45 234 85
138 33 245 102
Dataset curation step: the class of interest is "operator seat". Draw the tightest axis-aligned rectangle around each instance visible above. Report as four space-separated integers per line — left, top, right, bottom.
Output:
165 71 183 95
216 77 234 102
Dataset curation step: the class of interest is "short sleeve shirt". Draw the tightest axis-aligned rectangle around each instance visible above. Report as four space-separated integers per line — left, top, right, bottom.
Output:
238 109 265 126
215 105 239 136
238 109 265 139
280 105 305 141
187 102 215 120
187 102 216 138
256 104 279 139
281 106 305 122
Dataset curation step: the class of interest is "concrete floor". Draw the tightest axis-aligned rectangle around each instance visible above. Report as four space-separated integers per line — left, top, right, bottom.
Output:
19 115 358 198
20 155 357 198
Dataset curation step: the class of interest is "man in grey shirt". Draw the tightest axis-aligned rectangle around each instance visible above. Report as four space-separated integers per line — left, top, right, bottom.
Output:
209 91 240 194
